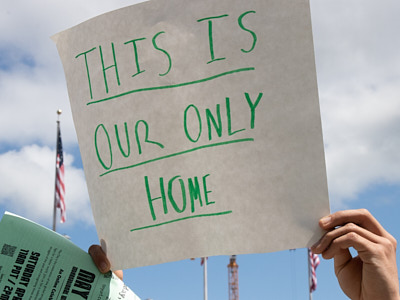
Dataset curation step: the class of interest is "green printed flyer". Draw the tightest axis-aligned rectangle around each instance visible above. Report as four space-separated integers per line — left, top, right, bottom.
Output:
0 212 140 299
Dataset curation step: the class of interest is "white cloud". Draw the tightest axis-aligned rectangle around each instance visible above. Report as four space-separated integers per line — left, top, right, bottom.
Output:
0 145 92 227
310 0 400 207
311 0 400 89
0 1 141 60
322 83 400 206
0 1 144 149
0 68 76 147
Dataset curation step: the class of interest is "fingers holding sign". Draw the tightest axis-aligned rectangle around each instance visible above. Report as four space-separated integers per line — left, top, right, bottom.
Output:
89 244 124 281
311 209 399 300
87 209 399 300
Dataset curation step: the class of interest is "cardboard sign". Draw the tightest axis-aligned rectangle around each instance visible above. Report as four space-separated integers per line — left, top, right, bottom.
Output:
53 0 330 269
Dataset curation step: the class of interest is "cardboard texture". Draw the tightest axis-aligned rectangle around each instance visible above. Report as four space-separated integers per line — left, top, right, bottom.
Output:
53 0 330 269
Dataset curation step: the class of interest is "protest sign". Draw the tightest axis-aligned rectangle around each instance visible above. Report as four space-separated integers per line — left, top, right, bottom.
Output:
53 0 330 269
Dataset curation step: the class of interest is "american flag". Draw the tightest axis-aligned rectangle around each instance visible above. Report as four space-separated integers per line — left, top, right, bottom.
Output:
200 257 208 266
55 124 66 223
309 248 320 293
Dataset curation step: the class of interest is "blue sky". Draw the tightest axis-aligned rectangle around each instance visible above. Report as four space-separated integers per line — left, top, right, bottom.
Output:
0 0 399 299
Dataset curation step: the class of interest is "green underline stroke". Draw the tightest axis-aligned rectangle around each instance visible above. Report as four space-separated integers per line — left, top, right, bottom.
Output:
100 138 254 177
87 67 255 105
130 210 233 232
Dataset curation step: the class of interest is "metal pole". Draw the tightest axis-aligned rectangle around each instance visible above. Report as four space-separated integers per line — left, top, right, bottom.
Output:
308 249 312 300
203 257 208 300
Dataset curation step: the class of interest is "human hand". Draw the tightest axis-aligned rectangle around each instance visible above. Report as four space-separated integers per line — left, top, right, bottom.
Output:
89 244 124 281
311 209 399 300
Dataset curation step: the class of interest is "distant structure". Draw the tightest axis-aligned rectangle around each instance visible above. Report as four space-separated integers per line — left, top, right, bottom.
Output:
228 255 239 300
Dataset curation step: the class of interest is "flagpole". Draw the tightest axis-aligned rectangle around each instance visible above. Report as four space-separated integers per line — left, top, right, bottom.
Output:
52 109 62 231
307 249 312 300
203 257 208 300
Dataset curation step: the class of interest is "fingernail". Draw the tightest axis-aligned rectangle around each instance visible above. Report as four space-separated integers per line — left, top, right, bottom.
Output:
320 216 331 226
99 262 108 272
